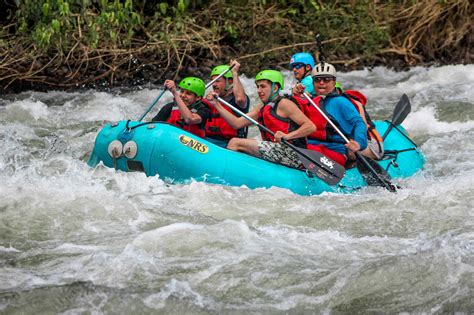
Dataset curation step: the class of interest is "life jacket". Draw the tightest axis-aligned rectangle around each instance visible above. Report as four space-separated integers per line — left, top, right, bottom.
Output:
299 95 340 142
343 90 383 145
205 94 249 140
166 99 209 138
257 96 307 148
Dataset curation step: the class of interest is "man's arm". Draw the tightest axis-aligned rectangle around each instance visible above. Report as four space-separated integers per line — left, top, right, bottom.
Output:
339 99 368 151
277 98 316 141
195 100 211 122
230 60 248 109
174 93 204 124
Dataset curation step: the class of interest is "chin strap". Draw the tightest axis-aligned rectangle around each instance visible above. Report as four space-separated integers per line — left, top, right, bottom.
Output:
267 83 280 102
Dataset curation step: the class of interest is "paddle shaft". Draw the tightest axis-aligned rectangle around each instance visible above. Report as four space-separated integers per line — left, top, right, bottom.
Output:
316 34 325 64
303 92 350 142
206 64 235 87
381 124 394 141
302 92 396 191
138 64 235 121
138 88 167 122
214 96 340 179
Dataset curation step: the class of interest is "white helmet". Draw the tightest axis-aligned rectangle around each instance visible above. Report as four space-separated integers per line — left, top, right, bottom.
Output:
312 63 336 78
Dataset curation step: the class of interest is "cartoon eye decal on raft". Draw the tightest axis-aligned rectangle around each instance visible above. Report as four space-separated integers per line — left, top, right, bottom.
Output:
179 135 209 154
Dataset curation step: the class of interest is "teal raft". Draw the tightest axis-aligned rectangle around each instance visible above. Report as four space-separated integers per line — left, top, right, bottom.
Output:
88 119 425 195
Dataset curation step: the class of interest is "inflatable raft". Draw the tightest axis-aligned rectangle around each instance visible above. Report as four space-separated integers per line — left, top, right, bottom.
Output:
87 120 425 195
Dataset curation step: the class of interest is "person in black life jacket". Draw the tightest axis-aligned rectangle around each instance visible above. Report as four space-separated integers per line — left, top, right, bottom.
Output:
152 77 210 138
205 70 315 168
334 82 385 160
293 63 367 166
205 60 250 147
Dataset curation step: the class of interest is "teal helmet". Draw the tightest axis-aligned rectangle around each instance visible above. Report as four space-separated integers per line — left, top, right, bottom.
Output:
210 65 233 79
178 77 205 97
290 52 315 69
255 70 284 90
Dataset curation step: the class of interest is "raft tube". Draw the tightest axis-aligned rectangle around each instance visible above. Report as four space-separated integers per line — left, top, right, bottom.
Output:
88 120 425 195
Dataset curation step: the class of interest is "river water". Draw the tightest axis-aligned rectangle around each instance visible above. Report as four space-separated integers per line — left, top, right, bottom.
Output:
1 65 473 313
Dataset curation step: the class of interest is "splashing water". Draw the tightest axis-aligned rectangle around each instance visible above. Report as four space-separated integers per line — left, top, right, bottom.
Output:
1 65 473 313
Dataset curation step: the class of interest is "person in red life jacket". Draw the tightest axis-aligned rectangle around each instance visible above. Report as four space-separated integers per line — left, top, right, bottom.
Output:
152 77 210 138
293 63 367 166
205 70 315 168
205 60 250 147
335 83 385 160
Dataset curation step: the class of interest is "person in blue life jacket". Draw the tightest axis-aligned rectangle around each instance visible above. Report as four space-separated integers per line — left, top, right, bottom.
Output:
205 70 316 168
293 62 368 166
205 60 250 147
289 52 316 97
152 77 211 138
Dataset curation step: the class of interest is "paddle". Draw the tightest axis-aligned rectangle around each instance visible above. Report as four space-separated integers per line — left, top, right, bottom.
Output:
214 95 346 185
138 88 168 122
316 34 326 64
302 92 397 192
382 94 411 140
137 64 236 122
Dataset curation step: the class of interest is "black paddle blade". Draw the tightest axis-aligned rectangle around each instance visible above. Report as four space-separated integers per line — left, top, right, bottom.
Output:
392 94 411 126
296 148 346 186
356 154 397 192
382 94 411 140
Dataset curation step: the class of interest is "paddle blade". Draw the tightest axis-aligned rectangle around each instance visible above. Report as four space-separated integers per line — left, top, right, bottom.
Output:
382 94 411 140
296 148 346 186
392 94 411 126
356 155 396 192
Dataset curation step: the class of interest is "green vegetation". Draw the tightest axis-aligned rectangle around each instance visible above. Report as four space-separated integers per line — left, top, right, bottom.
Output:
0 0 471 92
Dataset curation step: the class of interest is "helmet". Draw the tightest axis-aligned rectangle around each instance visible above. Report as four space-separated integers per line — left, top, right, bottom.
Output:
312 63 336 78
255 70 284 90
210 65 233 79
290 52 315 69
178 77 205 97
335 81 343 91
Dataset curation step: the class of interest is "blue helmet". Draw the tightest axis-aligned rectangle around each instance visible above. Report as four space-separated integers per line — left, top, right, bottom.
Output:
289 52 315 69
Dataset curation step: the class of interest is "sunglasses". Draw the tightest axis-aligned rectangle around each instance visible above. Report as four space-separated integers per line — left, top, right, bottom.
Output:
313 77 334 83
290 63 305 70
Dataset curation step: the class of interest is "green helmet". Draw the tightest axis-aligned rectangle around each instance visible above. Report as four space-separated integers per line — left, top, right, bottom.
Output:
178 77 205 97
255 70 284 90
210 65 233 79
335 81 344 92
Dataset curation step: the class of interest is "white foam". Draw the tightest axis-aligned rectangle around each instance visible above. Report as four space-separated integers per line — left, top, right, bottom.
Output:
0 245 21 253
5 99 50 121
404 106 474 135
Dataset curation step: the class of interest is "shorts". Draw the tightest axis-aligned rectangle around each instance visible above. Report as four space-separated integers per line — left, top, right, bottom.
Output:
368 139 384 160
257 141 302 168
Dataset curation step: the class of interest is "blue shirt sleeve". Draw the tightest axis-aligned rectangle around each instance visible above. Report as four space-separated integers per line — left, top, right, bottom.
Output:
337 98 368 150
324 96 368 151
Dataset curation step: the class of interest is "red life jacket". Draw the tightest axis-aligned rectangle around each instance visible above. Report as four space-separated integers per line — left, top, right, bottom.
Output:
299 95 338 142
205 94 249 140
166 100 209 138
257 96 306 148
343 90 383 143
291 95 347 164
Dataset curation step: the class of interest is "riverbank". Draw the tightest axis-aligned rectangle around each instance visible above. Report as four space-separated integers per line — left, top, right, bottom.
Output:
1 0 472 93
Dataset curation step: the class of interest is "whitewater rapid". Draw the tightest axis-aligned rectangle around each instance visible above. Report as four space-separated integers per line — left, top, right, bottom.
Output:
1 64 473 313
